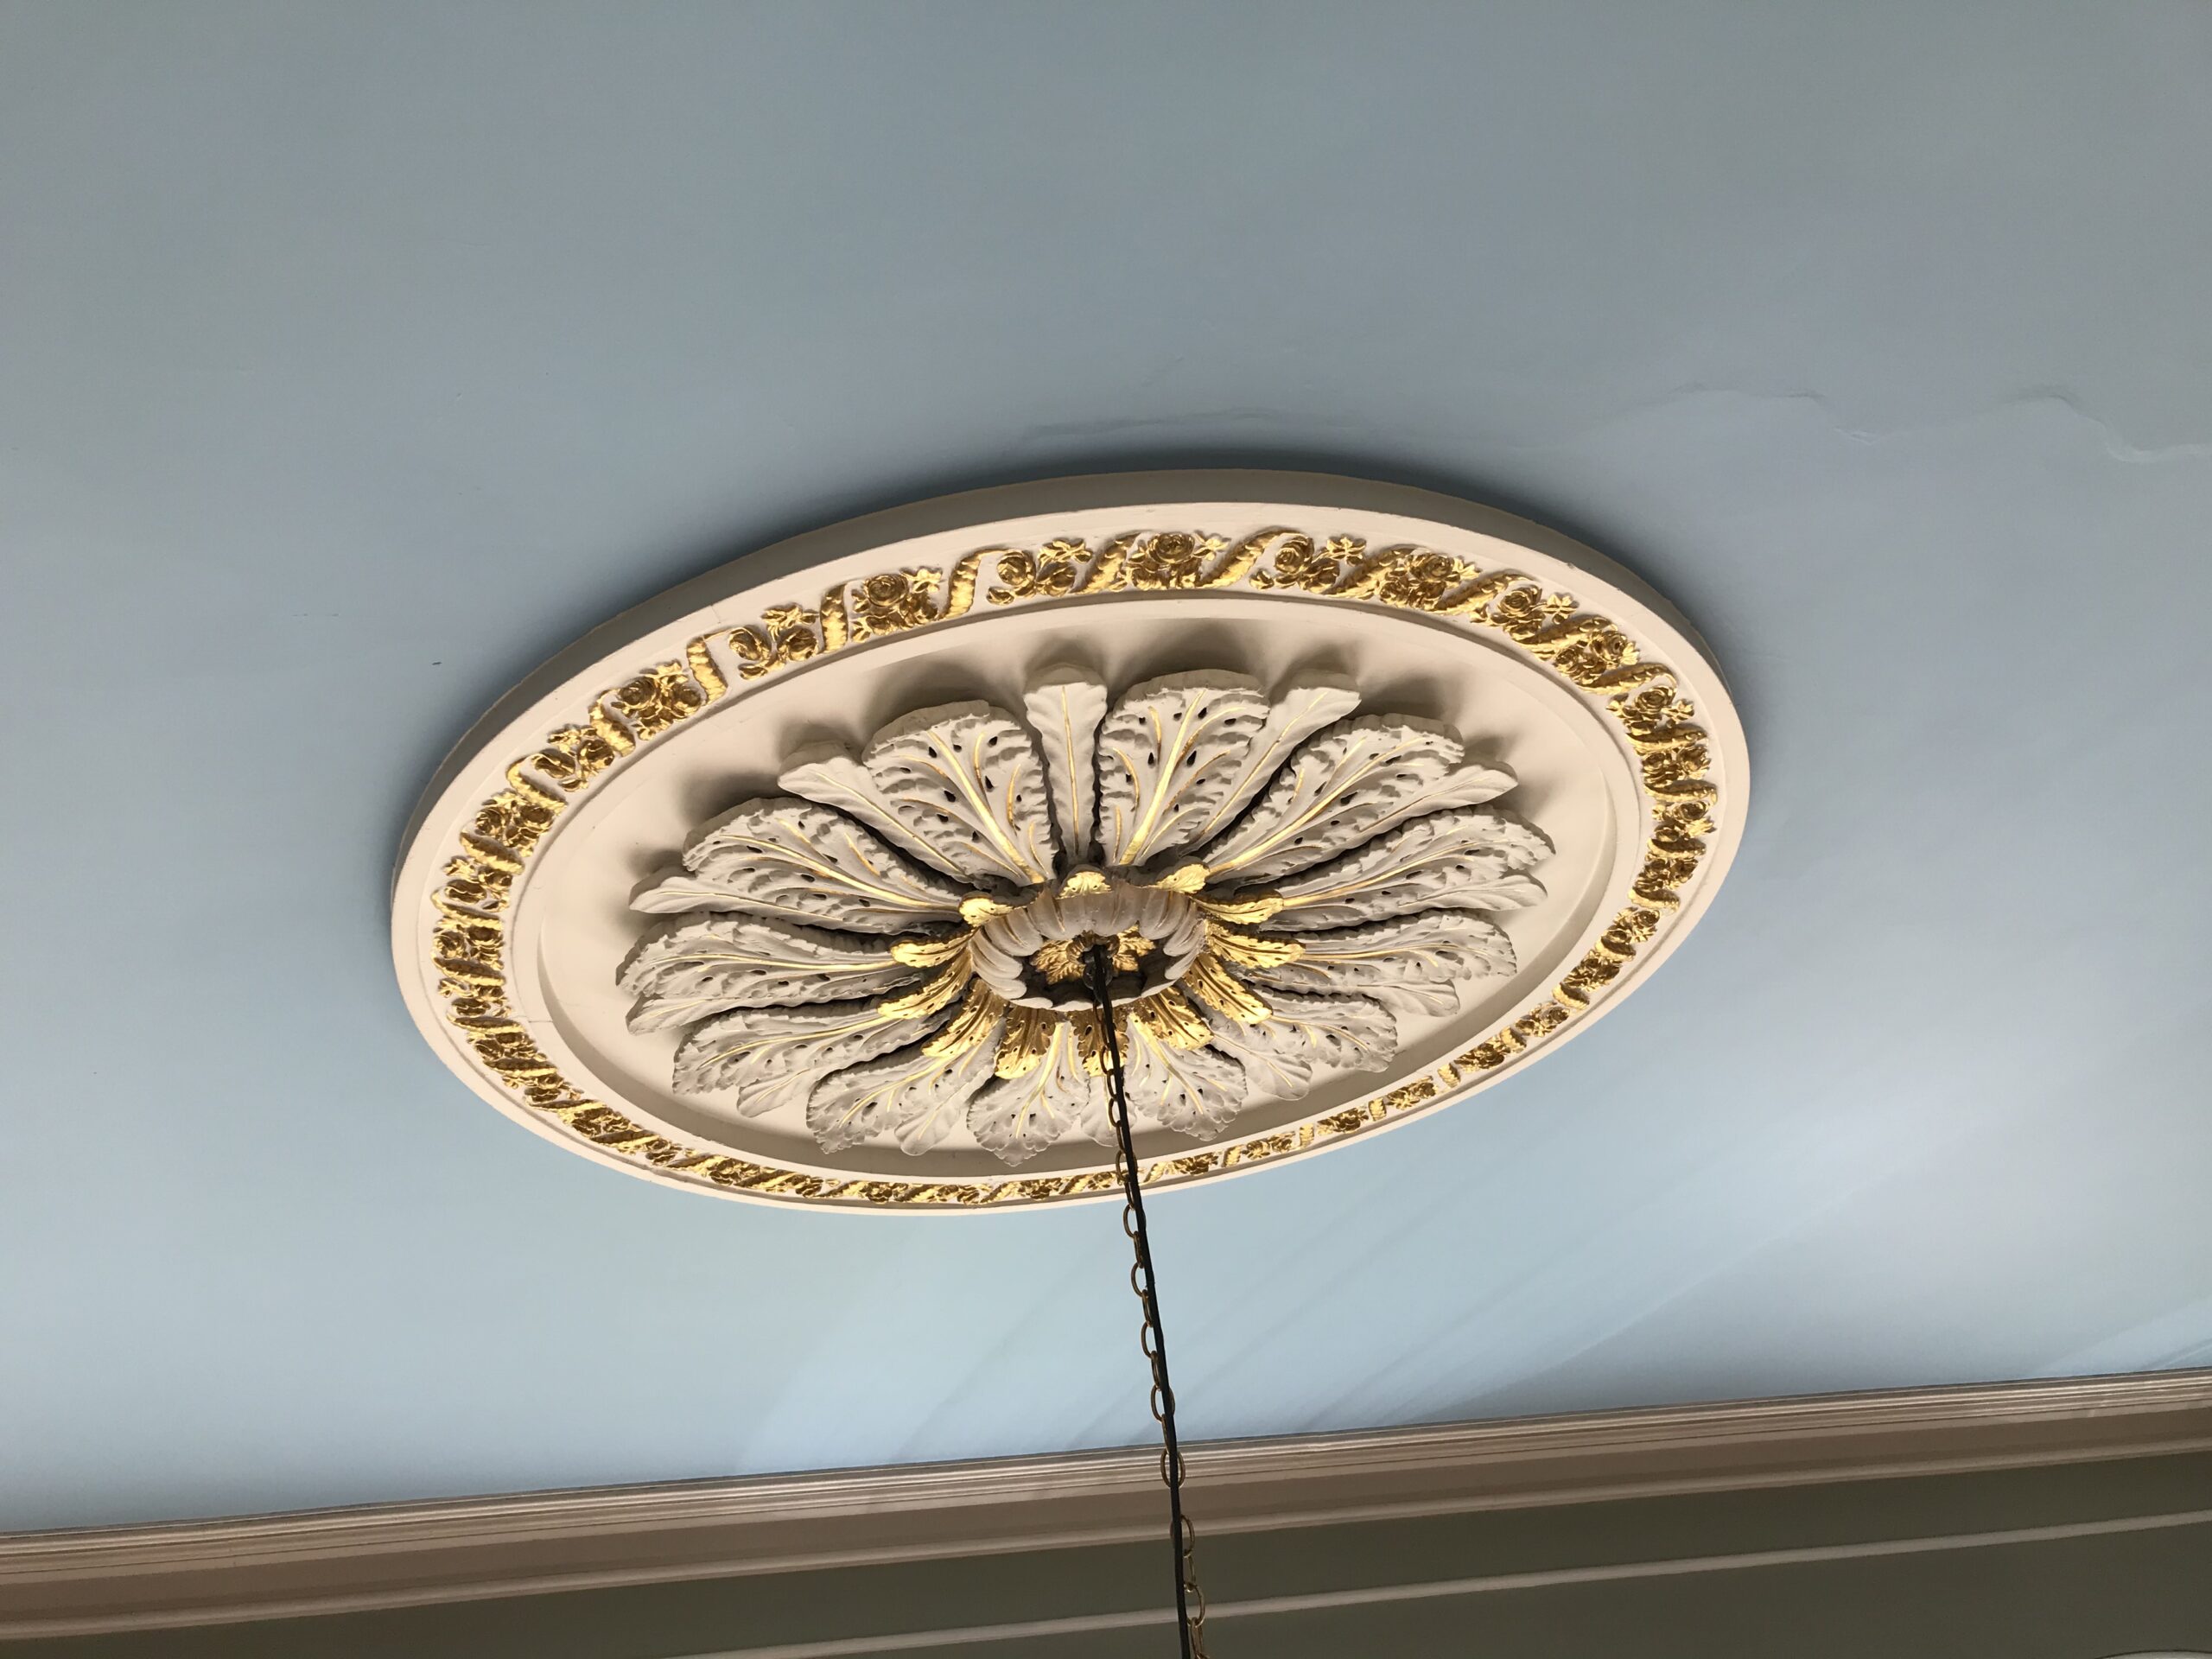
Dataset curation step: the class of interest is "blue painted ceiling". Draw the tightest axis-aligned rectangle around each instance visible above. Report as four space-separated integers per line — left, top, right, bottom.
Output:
3 2 2209 1529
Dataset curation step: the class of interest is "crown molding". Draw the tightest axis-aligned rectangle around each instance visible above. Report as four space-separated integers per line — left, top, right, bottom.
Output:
5 1369 2210 1637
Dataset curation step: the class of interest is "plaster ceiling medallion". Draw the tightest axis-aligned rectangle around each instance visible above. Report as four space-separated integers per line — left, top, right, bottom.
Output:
392 474 1746 1209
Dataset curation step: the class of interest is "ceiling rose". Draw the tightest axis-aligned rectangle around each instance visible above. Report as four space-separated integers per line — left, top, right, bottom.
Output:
391 474 1746 1209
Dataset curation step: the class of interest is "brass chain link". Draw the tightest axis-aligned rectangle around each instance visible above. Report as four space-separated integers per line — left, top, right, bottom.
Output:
1084 947 1209 1659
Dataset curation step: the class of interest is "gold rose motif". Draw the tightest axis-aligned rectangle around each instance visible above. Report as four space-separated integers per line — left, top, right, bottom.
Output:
849 569 940 639
727 602 825 679
1251 534 1363 592
988 539 1084 604
607 663 709 738
1124 530 1226 589
1371 550 1477 610
531 721 626 791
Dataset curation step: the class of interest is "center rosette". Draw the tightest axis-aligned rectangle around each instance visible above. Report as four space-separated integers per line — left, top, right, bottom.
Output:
623 665 1552 1165
968 872 1209 1014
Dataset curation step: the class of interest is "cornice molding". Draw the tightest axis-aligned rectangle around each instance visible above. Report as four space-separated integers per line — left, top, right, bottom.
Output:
5 1370 2211 1637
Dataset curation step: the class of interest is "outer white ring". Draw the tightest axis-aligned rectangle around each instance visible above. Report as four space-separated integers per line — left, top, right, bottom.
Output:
391 473 1748 1210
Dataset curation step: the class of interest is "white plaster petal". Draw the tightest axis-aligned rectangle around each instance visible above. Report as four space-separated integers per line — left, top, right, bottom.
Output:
855 702 1062 887
968 1024 1090 1166
1243 910 1516 1015
632 797 969 933
805 1020 1005 1154
1198 715 1511 885
620 917 925 1032
1183 679 1363 848
1197 990 1399 1102
1121 1020 1249 1138
1260 806 1552 928
672 1001 940 1112
1022 668 1109 865
1096 673 1272 868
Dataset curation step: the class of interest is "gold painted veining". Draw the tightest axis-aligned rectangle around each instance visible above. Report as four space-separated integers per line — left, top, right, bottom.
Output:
1194 890 1285 925
888 931 973 968
994 1006 1058 1078
426 524 1720 1206
1069 1006 1123 1076
874 958 970 1022
958 893 1014 926
1150 861 1211 895
1179 951 1272 1024
1205 925 1305 970
1131 988 1211 1051
922 982 1003 1058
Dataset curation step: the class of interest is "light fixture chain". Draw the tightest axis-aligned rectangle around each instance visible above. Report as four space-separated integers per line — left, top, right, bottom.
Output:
1084 948 1210 1659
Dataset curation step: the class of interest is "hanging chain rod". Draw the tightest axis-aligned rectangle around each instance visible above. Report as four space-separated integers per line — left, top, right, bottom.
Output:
1084 944 1209 1659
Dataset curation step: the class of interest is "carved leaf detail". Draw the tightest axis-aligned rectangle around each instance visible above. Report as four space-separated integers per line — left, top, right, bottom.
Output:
1261 807 1553 928
794 702 1061 887
773 752 965 874
1357 760 1522 843
804 1019 1005 1154
672 1001 937 1114
1184 680 1362 847
1096 673 1273 868
1021 668 1109 865
1245 910 1516 1017
620 918 925 1032
632 798 969 933
1197 716 1516 884
1121 1021 1249 1138
621 661 1554 1161
1198 991 1399 1100
968 1024 1090 1166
